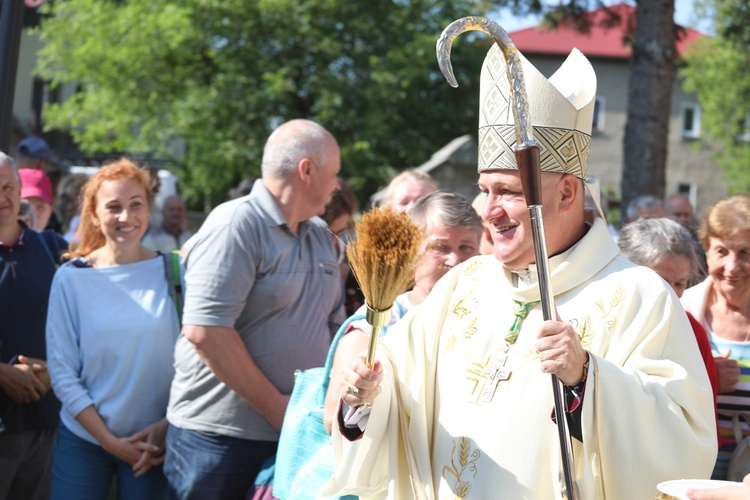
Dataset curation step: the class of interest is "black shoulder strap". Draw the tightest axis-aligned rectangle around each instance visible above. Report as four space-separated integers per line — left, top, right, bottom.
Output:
36 230 60 269
162 251 183 324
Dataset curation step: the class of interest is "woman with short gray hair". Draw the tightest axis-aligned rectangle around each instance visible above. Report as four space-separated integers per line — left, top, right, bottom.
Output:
619 216 718 445
323 191 483 433
618 217 698 297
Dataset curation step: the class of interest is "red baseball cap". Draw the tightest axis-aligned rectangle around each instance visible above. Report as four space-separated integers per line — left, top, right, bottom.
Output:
19 168 54 205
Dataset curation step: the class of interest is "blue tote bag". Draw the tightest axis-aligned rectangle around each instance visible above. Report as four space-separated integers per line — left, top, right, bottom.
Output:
274 314 364 500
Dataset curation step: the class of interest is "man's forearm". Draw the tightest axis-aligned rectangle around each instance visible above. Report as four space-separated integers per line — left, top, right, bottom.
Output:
183 324 285 425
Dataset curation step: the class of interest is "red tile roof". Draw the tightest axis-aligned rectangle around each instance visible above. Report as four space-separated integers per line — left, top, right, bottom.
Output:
508 2 706 59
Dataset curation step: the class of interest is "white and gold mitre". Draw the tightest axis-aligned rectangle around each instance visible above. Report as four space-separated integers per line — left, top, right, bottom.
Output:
478 45 597 178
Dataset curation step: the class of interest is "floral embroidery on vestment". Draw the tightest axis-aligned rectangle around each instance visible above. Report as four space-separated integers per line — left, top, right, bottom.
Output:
442 436 480 499
594 285 625 331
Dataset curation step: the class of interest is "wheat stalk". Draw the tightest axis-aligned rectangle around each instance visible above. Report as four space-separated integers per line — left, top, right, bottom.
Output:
346 207 422 367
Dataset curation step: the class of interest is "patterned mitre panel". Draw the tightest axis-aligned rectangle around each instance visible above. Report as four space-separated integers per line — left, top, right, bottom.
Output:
477 44 596 178
479 125 590 178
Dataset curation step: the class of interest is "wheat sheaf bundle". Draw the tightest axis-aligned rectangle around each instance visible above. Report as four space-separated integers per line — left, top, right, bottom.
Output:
346 207 422 367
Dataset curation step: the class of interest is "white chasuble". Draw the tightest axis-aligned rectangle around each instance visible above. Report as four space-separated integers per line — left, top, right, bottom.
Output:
323 219 717 500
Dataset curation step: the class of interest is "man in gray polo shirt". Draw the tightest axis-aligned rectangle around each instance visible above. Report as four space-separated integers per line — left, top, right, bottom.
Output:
164 119 346 499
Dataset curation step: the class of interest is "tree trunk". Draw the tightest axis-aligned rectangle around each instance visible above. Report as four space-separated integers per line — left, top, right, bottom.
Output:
0 0 25 151
620 0 675 221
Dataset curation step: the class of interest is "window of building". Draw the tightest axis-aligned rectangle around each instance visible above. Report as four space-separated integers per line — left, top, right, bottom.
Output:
677 182 697 207
740 111 750 142
31 77 61 135
680 103 701 139
592 96 606 132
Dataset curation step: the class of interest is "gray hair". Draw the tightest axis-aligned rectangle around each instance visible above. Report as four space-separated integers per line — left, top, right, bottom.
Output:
261 119 332 179
0 151 19 182
625 194 664 221
618 217 699 279
409 191 484 239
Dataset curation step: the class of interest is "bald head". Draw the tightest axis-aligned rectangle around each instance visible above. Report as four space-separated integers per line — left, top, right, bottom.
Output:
261 119 338 180
626 195 664 223
163 194 185 211
666 194 694 228
162 195 186 234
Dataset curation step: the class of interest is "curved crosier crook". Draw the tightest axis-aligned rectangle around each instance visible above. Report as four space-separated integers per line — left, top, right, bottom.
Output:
436 16 535 148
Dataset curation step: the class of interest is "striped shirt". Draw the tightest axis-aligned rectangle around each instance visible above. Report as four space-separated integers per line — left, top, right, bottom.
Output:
707 333 750 480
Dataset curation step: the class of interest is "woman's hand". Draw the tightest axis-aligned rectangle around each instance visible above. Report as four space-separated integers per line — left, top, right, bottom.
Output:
102 433 160 470
128 418 169 477
76 406 160 473
715 350 741 394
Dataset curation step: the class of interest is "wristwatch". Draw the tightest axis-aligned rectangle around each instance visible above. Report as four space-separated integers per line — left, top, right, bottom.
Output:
568 355 589 388
576 357 590 386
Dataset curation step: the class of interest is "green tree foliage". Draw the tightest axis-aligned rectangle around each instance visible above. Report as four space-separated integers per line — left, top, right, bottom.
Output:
36 0 688 209
681 0 750 194
35 0 487 209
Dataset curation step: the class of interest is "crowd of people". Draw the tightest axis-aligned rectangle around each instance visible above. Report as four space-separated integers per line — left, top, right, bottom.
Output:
1 44 750 500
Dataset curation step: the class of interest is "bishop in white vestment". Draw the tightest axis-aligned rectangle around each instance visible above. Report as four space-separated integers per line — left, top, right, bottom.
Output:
323 27 717 500
324 218 716 499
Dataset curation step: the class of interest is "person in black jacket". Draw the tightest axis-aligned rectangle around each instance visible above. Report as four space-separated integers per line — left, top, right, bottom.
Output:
0 151 67 500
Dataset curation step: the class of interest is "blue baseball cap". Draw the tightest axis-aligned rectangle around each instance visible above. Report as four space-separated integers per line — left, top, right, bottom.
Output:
17 137 51 160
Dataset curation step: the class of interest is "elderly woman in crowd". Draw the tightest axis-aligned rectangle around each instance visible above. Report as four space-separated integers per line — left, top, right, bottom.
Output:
381 169 438 215
681 194 750 481
46 159 182 499
618 217 718 409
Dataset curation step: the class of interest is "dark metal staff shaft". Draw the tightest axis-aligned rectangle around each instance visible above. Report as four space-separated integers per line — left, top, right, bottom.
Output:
437 17 578 499
516 146 578 500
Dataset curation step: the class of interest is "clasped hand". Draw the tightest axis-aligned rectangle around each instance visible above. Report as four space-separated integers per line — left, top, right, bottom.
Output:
105 419 168 478
715 350 740 394
0 355 51 404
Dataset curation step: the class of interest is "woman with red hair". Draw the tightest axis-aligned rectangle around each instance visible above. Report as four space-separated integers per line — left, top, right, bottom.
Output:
46 158 181 499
